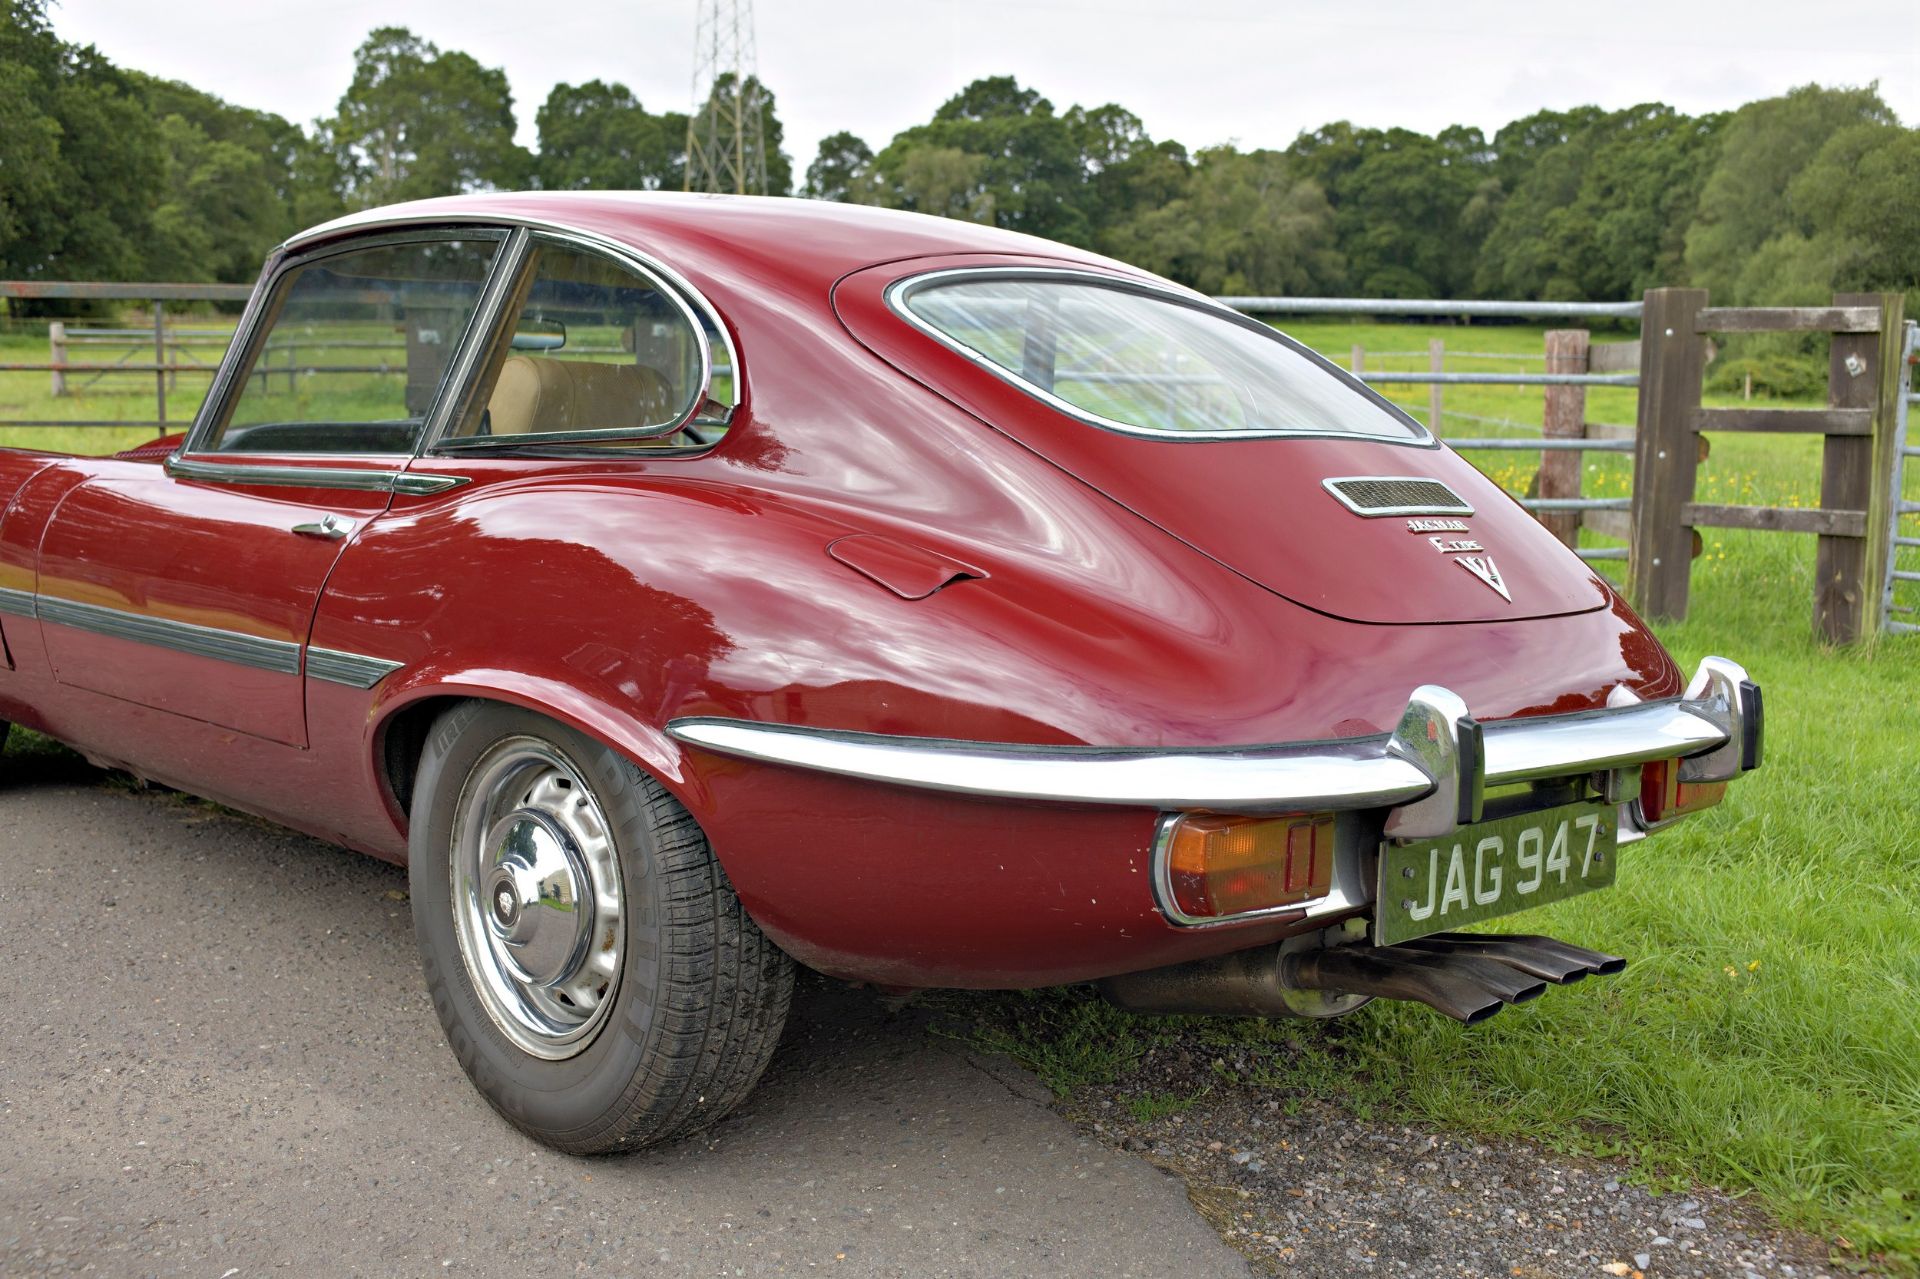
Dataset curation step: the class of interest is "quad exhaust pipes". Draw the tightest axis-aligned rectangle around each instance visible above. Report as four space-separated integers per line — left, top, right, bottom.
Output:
1099 932 1626 1025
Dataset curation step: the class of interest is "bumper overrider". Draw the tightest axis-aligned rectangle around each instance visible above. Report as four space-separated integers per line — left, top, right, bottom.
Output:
667 657 1760 1015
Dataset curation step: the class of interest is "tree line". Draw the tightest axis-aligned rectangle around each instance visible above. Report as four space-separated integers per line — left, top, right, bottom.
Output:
4 0 1914 319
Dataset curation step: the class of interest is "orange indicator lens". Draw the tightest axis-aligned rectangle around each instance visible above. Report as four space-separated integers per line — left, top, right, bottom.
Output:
1639 760 1727 825
1166 812 1336 919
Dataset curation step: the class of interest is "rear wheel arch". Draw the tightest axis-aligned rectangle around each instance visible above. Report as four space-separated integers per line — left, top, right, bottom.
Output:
367 677 709 850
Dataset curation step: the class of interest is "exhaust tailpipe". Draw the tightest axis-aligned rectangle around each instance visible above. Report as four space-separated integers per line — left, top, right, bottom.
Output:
1281 945 1515 1023
1404 932 1626 982
1098 932 1624 1025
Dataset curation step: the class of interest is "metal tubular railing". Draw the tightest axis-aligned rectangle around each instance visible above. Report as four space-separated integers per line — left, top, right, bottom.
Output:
1220 297 1645 319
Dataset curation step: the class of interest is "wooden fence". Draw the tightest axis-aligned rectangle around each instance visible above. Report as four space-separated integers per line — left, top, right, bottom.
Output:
1629 288 1907 644
6 281 1912 643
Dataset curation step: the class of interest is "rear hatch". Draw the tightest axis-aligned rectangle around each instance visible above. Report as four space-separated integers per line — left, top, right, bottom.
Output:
834 255 1610 625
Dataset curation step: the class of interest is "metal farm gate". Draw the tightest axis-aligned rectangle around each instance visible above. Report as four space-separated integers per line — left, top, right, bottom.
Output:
1885 319 1919 636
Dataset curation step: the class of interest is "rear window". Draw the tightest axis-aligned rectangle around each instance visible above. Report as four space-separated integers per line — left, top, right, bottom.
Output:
893 272 1425 442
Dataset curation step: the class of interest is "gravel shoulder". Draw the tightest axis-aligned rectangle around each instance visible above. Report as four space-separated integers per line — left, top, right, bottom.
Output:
1049 1042 1865 1279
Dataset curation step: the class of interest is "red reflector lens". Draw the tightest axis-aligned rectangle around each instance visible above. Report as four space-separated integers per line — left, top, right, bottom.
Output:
1640 760 1727 825
1165 813 1336 919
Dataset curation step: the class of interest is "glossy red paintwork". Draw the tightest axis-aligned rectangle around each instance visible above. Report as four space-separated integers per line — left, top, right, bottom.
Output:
0 193 1684 988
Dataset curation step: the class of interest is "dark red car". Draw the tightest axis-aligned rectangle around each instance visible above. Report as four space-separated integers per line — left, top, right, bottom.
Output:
0 193 1760 1152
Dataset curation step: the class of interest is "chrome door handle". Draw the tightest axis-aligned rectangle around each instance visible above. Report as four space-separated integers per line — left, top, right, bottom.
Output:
291 514 351 540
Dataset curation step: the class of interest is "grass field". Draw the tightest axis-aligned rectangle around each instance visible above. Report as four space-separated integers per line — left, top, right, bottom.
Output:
4 313 1917 1265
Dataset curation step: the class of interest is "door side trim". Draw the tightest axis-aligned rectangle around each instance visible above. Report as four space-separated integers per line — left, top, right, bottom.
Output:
307 647 404 689
164 456 468 495
27 591 406 687
36 595 302 674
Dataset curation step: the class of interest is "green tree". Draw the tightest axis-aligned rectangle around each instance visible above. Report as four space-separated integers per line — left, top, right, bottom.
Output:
1476 104 1723 300
865 77 1094 244
891 146 994 222
1287 123 1491 296
803 130 874 201
1683 83 1896 302
132 73 311 280
1788 122 1920 296
536 80 685 191
323 27 530 208
0 0 163 281
1103 147 1343 295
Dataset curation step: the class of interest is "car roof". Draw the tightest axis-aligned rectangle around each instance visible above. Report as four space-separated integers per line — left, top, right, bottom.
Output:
284 191 1129 293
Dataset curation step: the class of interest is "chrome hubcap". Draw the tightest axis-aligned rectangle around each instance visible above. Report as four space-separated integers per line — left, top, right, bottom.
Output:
451 739 624 1060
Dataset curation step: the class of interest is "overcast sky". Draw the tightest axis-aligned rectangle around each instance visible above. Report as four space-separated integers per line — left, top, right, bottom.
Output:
49 0 1917 173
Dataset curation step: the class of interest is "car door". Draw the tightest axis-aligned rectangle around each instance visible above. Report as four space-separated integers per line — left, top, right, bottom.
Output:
33 230 508 747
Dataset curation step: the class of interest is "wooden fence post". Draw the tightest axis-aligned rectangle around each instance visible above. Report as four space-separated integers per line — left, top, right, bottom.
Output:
1350 344 1364 376
1428 338 1444 434
1539 329 1589 547
1819 292 1893 643
1862 292 1909 640
1630 288 1708 621
48 321 66 398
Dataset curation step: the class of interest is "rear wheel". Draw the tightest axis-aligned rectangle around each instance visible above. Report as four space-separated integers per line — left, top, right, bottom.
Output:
409 701 793 1153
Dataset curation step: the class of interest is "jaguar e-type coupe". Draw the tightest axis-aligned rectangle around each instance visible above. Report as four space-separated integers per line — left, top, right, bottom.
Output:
0 193 1761 1153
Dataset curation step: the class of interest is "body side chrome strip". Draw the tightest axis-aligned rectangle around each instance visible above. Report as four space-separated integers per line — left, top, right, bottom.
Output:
306 646 405 689
165 456 469 495
36 595 301 675
24 592 403 687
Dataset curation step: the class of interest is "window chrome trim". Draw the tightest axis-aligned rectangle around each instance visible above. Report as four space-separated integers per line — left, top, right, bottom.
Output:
0 586 35 619
667 658 1755 817
283 208 743 442
883 266 1436 447
414 227 535 453
307 647 404 689
164 455 468 495
181 227 513 462
421 226 716 453
36 595 301 675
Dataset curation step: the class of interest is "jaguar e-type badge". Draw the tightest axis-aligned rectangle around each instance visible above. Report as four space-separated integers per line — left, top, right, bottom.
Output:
1456 555 1512 602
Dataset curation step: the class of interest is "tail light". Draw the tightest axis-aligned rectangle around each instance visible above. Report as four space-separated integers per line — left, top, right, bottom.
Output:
1164 812 1335 920
1639 759 1726 826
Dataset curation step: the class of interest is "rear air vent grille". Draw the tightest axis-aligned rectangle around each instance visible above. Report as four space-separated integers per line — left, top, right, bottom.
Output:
1322 476 1474 517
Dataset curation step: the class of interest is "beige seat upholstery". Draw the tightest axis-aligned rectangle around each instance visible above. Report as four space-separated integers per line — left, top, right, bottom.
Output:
487 355 677 436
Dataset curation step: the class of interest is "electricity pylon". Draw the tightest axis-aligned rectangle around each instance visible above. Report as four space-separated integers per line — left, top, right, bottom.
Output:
684 0 769 195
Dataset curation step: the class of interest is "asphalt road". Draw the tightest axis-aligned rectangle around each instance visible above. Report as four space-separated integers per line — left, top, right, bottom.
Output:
0 747 1249 1279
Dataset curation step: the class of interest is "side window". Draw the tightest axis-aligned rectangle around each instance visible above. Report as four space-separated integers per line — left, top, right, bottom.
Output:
204 236 502 455
445 239 714 448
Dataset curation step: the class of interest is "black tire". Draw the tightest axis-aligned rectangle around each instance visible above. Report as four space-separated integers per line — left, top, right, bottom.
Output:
408 700 793 1153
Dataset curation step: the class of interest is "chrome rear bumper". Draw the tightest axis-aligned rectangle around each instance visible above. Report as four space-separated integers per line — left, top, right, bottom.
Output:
666 656 1761 831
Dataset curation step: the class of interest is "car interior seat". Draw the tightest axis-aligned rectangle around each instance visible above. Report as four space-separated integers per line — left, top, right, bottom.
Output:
487 355 677 437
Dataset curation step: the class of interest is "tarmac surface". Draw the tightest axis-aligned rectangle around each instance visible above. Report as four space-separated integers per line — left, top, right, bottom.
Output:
0 748 1249 1278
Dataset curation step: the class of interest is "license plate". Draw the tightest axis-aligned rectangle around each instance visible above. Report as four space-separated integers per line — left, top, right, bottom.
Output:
1374 801 1618 945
